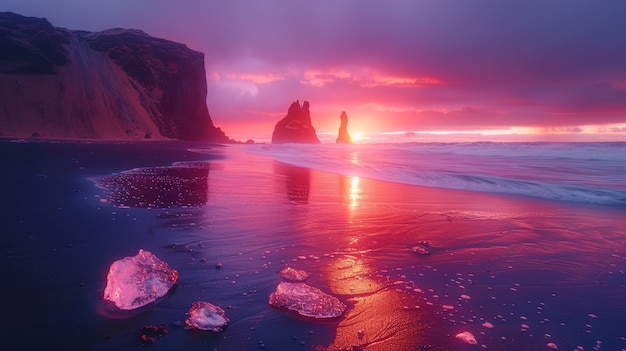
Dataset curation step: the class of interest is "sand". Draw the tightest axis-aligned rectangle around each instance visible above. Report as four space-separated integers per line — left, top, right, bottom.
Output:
1 140 625 351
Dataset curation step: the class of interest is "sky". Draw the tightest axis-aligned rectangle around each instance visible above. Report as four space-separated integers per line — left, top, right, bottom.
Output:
3 0 626 142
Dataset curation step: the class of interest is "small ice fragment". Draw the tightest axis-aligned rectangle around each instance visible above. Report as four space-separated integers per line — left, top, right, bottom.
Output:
103 249 178 310
482 322 494 329
442 305 455 311
460 294 471 300
411 241 431 255
185 301 229 331
269 281 346 318
279 267 309 282
547 342 558 350
455 331 477 345
588 313 598 318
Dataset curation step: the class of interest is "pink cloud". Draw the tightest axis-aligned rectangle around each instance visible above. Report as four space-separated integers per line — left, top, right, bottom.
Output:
299 68 445 88
224 72 286 84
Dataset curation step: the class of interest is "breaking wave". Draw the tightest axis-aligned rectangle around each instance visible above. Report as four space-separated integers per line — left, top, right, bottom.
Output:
248 142 626 206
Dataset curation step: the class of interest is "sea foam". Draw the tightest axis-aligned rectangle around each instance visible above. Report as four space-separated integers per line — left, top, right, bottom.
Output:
249 142 626 206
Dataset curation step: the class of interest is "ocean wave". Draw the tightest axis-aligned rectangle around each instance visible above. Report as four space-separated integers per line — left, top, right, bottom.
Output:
248 142 626 206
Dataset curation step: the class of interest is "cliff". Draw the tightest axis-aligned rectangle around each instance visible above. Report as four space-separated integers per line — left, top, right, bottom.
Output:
0 12 230 142
336 111 352 144
271 100 320 144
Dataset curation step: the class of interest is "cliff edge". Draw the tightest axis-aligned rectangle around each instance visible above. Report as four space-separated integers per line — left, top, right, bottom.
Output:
0 12 230 142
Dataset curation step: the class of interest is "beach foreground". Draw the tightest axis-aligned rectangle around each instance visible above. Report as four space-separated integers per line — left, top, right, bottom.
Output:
1 140 625 350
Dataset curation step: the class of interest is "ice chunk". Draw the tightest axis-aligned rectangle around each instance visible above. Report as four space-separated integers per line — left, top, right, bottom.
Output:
279 267 309 282
455 331 477 345
103 249 178 310
411 241 431 255
547 343 558 350
185 301 229 331
269 281 346 318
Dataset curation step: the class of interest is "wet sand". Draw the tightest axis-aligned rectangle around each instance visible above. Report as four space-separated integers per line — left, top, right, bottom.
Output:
1 141 625 350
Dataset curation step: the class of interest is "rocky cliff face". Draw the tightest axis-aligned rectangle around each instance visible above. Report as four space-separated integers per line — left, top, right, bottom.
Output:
271 100 320 144
0 12 230 142
336 111 352 144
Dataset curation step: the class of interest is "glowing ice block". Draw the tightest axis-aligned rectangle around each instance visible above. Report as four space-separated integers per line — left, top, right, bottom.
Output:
269 281 346 318
103 249 178 310
279 267 309 282
185 301 229 331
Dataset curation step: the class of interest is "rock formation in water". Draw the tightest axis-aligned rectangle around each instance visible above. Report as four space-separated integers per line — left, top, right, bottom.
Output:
0 12 230 142
335 111 352 144
271 100 320 144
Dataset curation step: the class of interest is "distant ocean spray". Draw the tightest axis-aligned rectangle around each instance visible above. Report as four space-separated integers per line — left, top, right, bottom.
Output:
249 142 626 206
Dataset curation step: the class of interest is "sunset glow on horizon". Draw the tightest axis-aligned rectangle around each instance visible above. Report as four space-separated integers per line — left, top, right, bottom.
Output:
4 0 626 142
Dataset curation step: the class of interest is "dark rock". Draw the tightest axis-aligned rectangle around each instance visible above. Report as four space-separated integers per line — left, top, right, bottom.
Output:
271 100 320 144
139 325 168 345
0 12 231 142
0 12 69 75
86 28 229 141
336 111 352 144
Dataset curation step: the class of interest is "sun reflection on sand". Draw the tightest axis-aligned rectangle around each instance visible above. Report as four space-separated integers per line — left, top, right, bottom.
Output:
317 254 443 351
309 196 453 351
349 176 362 208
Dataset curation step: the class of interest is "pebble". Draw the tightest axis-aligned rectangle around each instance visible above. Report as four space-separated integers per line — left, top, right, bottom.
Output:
546 342 558 350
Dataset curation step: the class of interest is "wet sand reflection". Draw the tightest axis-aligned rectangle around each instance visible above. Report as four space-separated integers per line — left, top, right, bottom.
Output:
319 254 452 351
298 173 454 350
274 161 311 204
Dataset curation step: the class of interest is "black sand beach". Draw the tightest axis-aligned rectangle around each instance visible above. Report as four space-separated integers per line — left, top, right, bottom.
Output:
1 140 625 351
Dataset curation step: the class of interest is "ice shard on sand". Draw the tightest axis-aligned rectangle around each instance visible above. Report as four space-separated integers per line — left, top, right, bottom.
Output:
185 301 229 331
269 281 346 318
103 249 178 310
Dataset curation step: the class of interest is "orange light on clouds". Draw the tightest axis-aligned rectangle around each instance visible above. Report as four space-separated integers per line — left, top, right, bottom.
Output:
299 67 445 88
359 73 444 88
224 72 285 84
300 69 352 87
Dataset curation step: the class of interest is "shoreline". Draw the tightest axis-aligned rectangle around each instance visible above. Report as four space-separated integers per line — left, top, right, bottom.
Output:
1 141 625 350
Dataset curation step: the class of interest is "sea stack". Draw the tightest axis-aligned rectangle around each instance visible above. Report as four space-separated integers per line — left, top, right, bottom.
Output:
336 111 352 144
0 12 230 142
271 100 320 144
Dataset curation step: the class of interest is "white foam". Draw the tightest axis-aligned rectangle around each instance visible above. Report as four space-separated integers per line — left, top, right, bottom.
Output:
248 143 626 205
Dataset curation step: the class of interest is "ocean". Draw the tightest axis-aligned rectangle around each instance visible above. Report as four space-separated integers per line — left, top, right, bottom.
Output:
249 142 626 206
1 140 625 351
